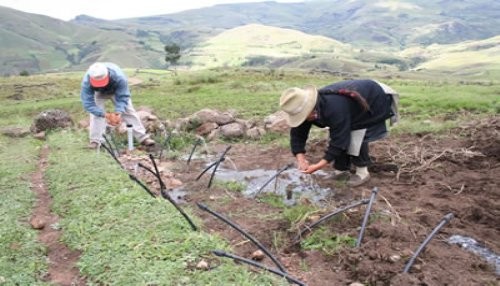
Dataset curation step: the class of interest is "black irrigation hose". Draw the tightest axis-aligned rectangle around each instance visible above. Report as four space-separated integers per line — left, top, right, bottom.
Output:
207 146 232 189
195 145 232 188
197 202 287 273
356 187 379 248
196 160 218 181
100 142 124 169
160 189 198 231
187 138 203 165
254 163 293 197
293 199 370 243
403 213 454 273
147 154 197 231
148 154 166 190
128 174 156 198
212 250 306 286
103 134 119 157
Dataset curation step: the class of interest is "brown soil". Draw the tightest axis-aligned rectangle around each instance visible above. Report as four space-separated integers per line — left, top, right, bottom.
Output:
167 117 498 286
30 145 86 285
105 116 500 285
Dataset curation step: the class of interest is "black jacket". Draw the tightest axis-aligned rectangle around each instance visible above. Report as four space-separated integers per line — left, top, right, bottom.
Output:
290 79 393 162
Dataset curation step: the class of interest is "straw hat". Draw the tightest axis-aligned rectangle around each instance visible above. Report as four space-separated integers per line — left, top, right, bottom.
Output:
88 62 109 88
279 86 318 127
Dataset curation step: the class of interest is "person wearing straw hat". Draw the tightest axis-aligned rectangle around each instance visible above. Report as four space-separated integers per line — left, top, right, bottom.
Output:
279 79 399 187
80 62 156 149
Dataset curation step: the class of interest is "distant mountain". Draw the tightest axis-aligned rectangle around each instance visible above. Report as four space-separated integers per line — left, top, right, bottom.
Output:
73 0 500 48
1 0 499 75
0 6 164 75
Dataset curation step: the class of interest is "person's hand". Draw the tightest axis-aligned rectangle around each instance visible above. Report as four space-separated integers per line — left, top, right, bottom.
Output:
296 154 309 171
105 112 122 126
301 159 328 174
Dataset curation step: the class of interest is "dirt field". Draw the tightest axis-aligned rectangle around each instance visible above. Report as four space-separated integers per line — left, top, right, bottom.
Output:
157 116 499 286
93 116 500 285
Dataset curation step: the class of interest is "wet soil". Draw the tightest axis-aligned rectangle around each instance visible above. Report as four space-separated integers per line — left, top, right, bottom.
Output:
124 116 499 285
30 146 86 285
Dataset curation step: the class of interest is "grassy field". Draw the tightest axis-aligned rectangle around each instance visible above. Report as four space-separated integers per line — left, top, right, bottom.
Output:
0 68 498 284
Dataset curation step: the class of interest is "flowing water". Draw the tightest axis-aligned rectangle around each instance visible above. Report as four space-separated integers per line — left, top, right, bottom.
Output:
448 235 500 275
214 166 334 205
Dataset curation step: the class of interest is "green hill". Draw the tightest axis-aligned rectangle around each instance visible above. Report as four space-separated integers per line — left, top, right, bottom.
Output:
0 6 165 75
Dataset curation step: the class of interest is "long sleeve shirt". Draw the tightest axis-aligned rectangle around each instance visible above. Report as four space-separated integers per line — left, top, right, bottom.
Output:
290 79 393 162
80 62 131 117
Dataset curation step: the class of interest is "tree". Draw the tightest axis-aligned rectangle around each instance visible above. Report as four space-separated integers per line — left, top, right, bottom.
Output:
164 43 181 67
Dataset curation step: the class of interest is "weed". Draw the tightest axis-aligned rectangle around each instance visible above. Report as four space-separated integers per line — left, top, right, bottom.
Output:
301 228 356 255
214 180 246 192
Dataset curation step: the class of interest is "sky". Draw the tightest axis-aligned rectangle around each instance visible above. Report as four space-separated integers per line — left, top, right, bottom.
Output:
0 0 304 21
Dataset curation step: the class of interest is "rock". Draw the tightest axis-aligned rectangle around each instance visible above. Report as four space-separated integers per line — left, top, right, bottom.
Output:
196 260 209 270
30 217 46 229
1 126 30 138
196 122 219 136
193 109 220 123
307 215 321 224
33 131 46 140
30 109 73 133
389 254 401 263
349 282 365 286
220 122 245 138
246 127 266 139
167 178 183 188
264 111 289 133
250 250 265 261
214 112 235 125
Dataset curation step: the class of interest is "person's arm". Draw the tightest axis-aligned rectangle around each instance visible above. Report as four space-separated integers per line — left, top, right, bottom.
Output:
80 77 105 117
290 121 312 171
303 98 351 174
113 77 131 114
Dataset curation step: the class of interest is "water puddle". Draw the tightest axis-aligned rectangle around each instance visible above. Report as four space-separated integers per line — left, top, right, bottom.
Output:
168 188 187 204
214 165 334 205
448 235 500 275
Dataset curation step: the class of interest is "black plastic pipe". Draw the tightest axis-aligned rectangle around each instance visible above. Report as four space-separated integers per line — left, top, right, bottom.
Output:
196 160 218 181
149 154 166 190
253 163 293 198
294 199 370 243
137 162 160 181
147 154 197 231
100 141 124 169
356 187 379 247
212 250 306 286
207 145 232 189
187 138 203 165
128 174 156 198
403 212 454 273
103 134 119 157
197 202 286 273
160 189 198 231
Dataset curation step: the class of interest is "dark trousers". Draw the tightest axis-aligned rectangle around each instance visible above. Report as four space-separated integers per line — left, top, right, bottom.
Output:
334 142 371 171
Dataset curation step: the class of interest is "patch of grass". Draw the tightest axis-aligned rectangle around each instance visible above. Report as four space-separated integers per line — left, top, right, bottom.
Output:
282 204 318 225
214 180 246 193
258 193 286 208
43 131 283 285
301 228 356 255
0 136 49 285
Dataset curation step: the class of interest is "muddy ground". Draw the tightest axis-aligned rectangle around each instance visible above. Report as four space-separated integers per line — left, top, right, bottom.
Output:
163 117 500 285
121 116 498 285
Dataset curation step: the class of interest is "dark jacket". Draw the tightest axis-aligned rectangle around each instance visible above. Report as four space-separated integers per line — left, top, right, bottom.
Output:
290 79 393 162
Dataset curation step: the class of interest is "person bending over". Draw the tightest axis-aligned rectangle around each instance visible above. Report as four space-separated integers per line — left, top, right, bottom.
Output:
80 62 155 149
279 79 399 187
